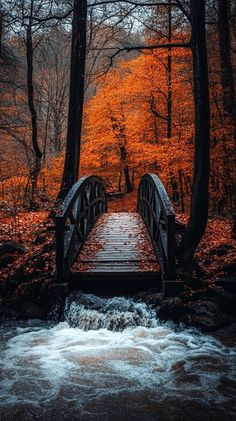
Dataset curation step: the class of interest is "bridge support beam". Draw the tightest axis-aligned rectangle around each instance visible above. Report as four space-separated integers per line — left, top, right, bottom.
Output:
162 280 184 298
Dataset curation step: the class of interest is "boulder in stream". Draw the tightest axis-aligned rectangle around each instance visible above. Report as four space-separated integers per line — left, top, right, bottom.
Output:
185 300 230 332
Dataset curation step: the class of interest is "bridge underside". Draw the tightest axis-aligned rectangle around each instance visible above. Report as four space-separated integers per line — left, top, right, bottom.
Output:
70 213 162 294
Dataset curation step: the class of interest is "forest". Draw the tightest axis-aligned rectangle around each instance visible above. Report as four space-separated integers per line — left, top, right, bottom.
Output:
1 0 235 290
0 1 236 419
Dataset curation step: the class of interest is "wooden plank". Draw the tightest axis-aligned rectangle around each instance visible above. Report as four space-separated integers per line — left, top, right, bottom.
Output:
72 212 160 275
79 257 141 262
71 271 161 281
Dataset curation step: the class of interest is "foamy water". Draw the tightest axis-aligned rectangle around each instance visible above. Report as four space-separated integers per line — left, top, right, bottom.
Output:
0 294 236 420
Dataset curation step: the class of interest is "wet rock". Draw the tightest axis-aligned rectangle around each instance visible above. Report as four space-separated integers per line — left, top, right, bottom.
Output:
0 254 14 269
64 292 157 331
157 297 187 323
205 287 236 315
176 268 204 290
15 299 46 319
134 290 163 307
0 297 19 320
185 300 230 332
184 277 205 290
134 288 233 331
0 278 10 297
0 242 27 257
217 277 236 294
222 260 236 275
13 282 49 319
66 292 141 314
0 242 27 270
213 322 236 347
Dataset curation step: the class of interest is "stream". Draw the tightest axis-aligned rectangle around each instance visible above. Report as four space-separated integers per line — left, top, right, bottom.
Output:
0 293 236 420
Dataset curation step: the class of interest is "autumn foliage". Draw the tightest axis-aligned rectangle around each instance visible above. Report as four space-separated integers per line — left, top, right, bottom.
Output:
0 5 236 286
81 48 194 211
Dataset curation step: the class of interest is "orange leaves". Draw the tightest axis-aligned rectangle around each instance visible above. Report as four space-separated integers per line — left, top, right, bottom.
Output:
108 191 137 213
80 46 194 193
41 156 64 199
194 218 236 280
0 210 48 244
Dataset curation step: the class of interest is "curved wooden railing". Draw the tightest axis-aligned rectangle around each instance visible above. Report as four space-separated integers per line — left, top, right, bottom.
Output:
55 176 107 283
137 173 176 282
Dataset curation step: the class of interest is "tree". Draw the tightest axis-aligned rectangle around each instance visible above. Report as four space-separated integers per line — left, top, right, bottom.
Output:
218 0 236 123
36 27 70 158
81 49 194 196
109 106 133 192
179 0 210 266
58 0 87 199
218 0 236 237
26 0 43 209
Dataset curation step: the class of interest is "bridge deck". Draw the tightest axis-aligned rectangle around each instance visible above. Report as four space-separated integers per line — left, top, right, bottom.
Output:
71 213 160 292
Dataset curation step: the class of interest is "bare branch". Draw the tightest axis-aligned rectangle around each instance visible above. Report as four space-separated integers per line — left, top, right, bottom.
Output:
175 0 191 22
89 1 175 6
98 41 191 69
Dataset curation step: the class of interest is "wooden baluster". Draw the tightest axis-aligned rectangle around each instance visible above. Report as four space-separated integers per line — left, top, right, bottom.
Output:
166 214 176 279
56 219 65 283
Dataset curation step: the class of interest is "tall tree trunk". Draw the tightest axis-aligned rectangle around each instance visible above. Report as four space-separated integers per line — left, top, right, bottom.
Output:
218 0 236 230
118 171 122 192
58 0 87 199
150 93 159 144
109 108 133 193
124 166 132 192
120 146 132 193
53 111 62 155
26 1 42 209
169 170 179 202
179 0 210 266
218 0 236 120
167 3 172 139
178 169 185 213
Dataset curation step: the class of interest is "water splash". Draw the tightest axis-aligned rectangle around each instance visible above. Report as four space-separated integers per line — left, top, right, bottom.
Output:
0 294 236 420
64 292 158 331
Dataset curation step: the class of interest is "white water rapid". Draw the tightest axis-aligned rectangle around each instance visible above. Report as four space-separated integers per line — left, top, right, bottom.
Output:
0 293 236 420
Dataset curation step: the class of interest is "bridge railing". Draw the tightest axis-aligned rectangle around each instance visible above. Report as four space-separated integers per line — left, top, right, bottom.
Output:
137 173 176 283
55 175 107 283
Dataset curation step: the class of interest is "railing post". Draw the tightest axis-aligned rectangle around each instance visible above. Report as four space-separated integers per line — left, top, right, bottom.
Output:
166 213 176 279
56 218 65 283
104 187 108 212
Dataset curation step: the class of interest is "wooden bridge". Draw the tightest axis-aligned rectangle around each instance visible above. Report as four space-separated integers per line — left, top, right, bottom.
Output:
55 174 183 297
